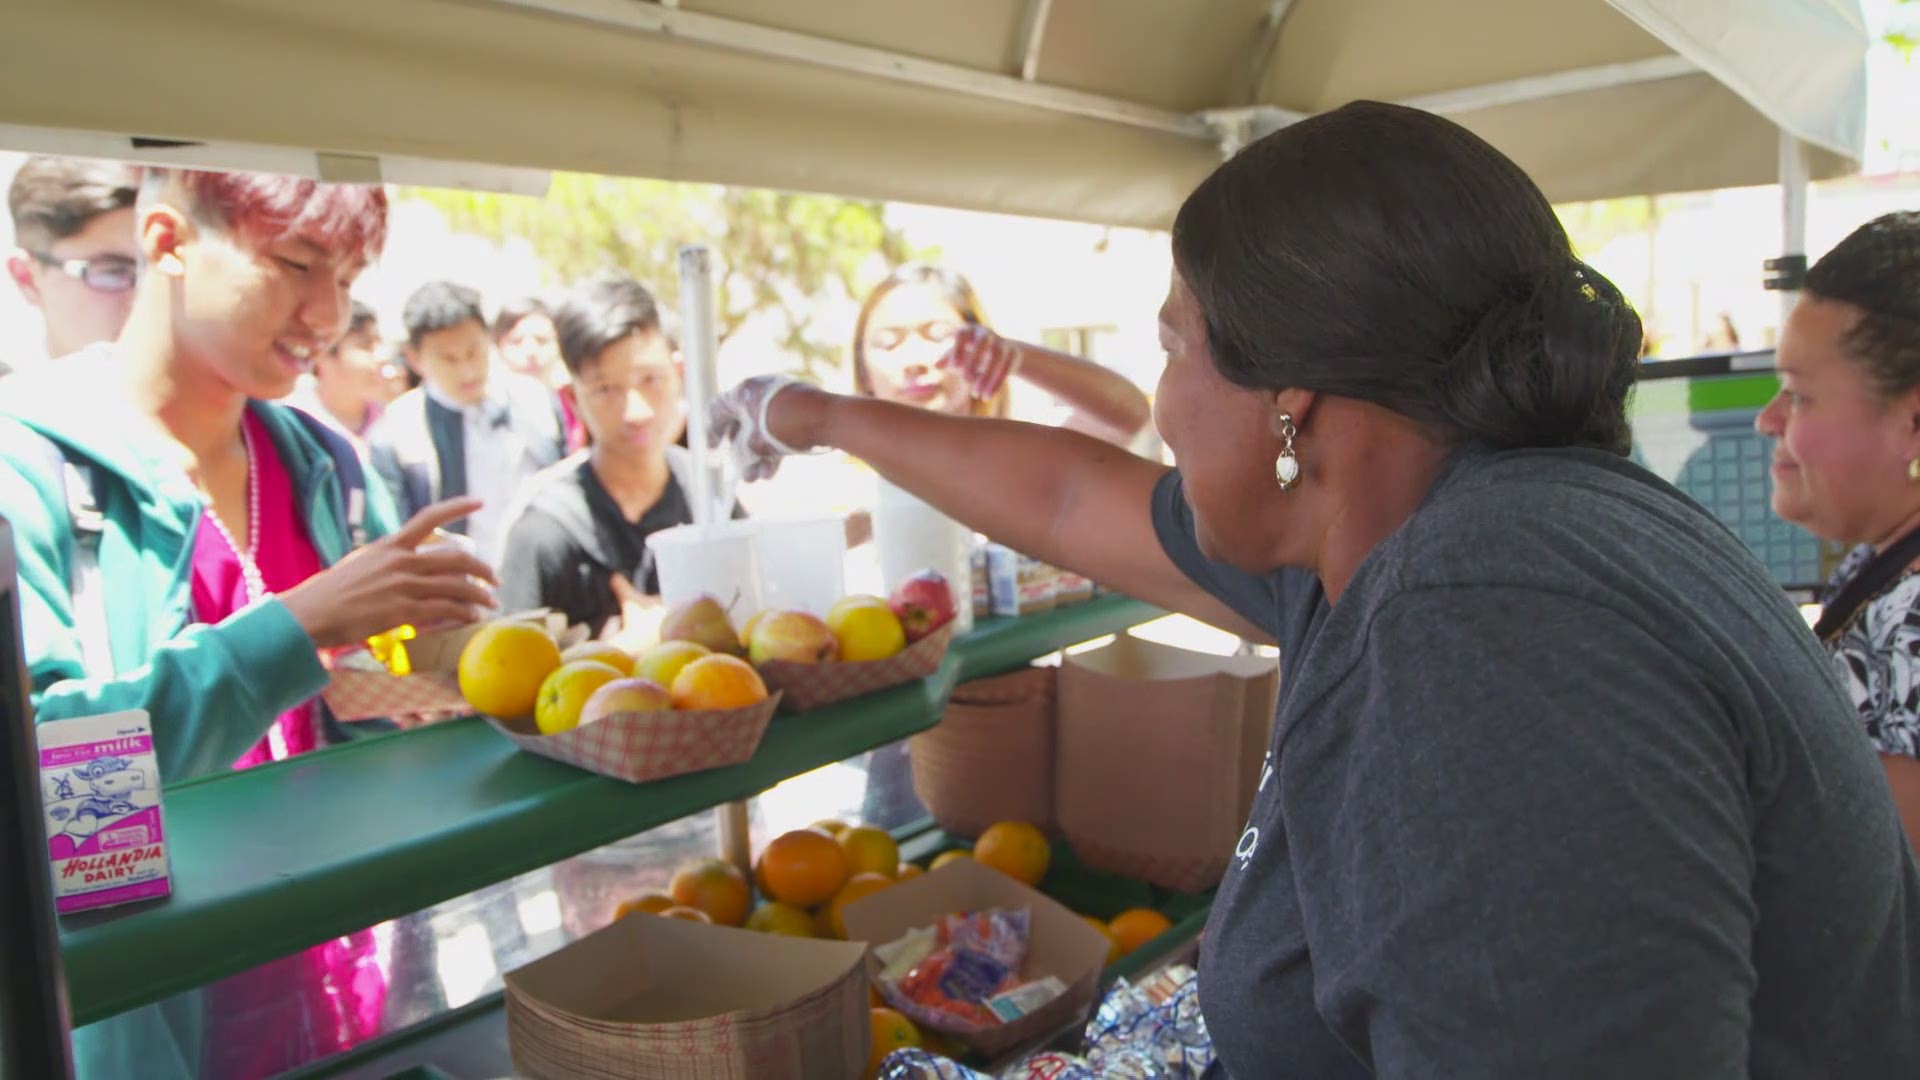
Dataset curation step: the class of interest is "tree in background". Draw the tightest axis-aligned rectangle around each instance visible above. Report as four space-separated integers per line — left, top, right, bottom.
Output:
398 174 924 382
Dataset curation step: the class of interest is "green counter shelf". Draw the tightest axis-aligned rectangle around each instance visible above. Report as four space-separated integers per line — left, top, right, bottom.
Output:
60 595 1162 1027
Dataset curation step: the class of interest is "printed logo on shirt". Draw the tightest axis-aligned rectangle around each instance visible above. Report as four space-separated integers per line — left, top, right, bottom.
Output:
1230 750 1274 873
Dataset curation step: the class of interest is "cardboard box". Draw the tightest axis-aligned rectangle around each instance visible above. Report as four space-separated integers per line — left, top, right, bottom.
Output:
38 709 170 913
505 913 870 1079
841 857 1111 1061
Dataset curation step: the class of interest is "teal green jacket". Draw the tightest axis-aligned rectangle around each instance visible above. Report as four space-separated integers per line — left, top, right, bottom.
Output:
0 350 400 782
0 350 402 1079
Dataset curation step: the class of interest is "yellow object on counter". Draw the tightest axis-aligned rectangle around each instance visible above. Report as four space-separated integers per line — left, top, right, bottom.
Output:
366 624 419 676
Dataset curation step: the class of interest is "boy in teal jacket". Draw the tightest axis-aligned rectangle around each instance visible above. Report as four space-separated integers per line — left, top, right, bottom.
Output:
1 168 496 1078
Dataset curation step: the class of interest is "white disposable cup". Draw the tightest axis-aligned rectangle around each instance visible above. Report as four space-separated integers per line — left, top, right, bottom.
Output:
645 521 762 615
748 516 848 618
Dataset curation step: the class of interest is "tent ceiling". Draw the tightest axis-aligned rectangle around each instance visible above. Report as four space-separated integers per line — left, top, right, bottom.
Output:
0 0 1868 228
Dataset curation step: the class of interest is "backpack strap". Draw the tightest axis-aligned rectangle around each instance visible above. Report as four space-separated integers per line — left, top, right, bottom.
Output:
26 433 114 676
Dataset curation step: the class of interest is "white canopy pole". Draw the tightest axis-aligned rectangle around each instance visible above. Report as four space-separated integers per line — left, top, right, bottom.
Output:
1778 130 1812 328
677 245 719 526
678 244 754 876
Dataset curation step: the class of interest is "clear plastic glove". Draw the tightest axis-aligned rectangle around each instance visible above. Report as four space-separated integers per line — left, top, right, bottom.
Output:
937 324 1021 402
707 374 824 483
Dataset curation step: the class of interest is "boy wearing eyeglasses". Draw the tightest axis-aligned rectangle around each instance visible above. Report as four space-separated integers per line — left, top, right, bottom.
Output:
5 156 142 366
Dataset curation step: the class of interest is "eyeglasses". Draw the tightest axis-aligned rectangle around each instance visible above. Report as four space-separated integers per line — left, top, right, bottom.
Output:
29 251 138 294
867 319 959 352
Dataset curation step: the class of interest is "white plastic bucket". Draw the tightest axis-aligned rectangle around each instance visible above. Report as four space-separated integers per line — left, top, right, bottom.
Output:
645 521 762 615
747 516 848 618
874 480 975 633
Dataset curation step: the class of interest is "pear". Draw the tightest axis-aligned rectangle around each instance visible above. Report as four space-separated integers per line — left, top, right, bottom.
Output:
659 594 744 656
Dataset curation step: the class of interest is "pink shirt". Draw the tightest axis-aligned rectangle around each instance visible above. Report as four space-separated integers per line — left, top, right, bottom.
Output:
190 409 327 769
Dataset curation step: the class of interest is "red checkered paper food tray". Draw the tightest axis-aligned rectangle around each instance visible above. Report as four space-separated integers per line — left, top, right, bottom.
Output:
756 623 954 712
322 668 470 727
487 695 781 783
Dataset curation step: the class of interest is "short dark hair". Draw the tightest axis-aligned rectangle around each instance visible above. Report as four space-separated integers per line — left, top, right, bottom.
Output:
341 300 378 342
402 281 486 347
1803 212 1920 400
9 157 141 252
553 271 663 376
492 296 550 344
1172 100 1641 455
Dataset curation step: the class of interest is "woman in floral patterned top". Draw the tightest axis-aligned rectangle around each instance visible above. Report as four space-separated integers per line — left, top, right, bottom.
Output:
1759 211 1920 850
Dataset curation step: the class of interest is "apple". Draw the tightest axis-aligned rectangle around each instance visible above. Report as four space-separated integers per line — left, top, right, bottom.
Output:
581 677 673 723
660 595 744 656
889 569 957 642
749 610 841 664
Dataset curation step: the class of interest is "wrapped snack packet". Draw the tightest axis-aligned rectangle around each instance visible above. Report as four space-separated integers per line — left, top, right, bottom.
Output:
884 908 1037 1034
1000 1052 1097 1079
878 1048 989 1079
1084 967 1213 1080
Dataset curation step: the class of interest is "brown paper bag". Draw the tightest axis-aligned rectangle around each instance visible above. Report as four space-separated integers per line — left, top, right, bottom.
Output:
504 914 869 1079
908 666 1056 836
1055 633 1278 892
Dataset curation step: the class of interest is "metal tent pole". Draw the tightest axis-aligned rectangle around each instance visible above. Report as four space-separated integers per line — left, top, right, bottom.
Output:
1772 130 1812 328
0 516 76 1080
676 246 755 879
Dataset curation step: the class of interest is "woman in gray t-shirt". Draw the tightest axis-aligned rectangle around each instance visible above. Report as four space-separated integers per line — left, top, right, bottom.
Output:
712 103 1920 1076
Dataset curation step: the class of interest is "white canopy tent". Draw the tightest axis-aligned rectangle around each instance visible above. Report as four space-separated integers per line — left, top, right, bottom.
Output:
0 0 1869 231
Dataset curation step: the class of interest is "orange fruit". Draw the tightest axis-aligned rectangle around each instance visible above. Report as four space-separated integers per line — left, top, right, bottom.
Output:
671 654 769 710
826 872 895 939
929 850 972 871
760 829 850 909
561 640 635 676
458 621 562 718
868 1006 922 1077
1108 908 1173 956
659 905 713 923
895 863 925 882
634 639 710 689
1083 915 1122 965
534 659 625 735
810 819 851 839
745 900 817 937
973 821 1051 886
753 849 774 896
668 857 753 927
613 891 676 920
839 826 901 879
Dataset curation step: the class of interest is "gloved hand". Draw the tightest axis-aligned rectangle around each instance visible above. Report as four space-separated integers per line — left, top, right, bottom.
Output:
707 374 825 483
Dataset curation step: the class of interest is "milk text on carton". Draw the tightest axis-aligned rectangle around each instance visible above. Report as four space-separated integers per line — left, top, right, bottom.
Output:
39 710 171 913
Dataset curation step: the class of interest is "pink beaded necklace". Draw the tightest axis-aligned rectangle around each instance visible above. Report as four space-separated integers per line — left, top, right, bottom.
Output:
201 420 266 601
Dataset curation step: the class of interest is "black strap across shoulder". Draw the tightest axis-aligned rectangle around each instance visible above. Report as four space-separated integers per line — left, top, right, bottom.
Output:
1815 525 1920 645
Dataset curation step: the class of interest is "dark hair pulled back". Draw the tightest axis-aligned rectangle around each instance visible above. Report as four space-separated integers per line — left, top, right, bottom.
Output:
1803 211 1920 400
1172 100 1642 454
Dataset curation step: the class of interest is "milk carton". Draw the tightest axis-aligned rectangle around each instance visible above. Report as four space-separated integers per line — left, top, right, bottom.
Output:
39 710 170 913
